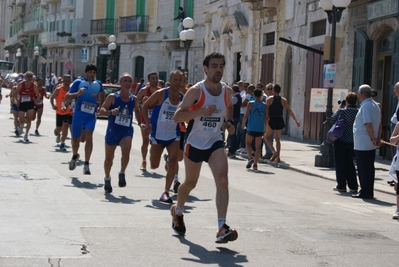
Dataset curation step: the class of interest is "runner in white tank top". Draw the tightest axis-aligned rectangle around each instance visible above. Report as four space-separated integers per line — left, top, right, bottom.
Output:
184 81 228 150
171 52 238 244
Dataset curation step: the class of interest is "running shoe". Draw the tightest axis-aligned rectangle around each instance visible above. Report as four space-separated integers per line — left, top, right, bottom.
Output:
118 173 126 187
104 179 112 193
274 157 281 163
35 129 39 136
159 191 173 204
393 210 399 220
56 133 61 143
170 204 186 235
140 161 147 171
246 158 254 169
54 128 58 136
164 154 169 172
333 186 346 193
253 164 258 171
14 128 19 137
270 152 279 161
59 143 66 152
23 135 29 142
83 163 91 175
215 224 238 244
69 157 77 170
18 127 23 135
173 180 181 194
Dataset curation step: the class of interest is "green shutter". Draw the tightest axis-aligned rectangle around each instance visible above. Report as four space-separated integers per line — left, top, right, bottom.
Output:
173 0 180 38
70 19 73 32
62 19 65 31
106 0 115 34
136 0 146 32
185 0 193 19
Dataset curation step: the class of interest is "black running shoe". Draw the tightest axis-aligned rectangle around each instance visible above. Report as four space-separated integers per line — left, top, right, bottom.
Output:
118 173 126 187
246 158 254 169
14 129 19 137
104 179 112 193
173 180 180 194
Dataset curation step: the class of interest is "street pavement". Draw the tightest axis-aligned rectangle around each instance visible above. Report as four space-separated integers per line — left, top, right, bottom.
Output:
0 88 398 267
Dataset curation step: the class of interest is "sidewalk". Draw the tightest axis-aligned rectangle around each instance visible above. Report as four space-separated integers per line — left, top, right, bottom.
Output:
238 135 396 196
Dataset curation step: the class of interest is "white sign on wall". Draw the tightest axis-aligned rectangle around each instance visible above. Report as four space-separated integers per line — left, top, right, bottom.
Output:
310 88 349 113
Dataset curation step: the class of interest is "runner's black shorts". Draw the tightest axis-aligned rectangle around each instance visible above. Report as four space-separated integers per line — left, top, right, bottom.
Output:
269 117 285 130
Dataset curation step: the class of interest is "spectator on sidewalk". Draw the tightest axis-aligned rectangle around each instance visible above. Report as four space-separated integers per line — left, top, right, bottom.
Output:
238 82 252 154
388 122 399 219
352 84 381 199
330 92 358 193
264 84 300 163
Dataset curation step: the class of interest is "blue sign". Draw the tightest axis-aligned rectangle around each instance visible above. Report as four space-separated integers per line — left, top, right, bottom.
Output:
81 48 88 62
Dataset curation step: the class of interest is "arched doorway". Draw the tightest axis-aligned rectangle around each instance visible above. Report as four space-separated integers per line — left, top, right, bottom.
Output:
134 56 144 81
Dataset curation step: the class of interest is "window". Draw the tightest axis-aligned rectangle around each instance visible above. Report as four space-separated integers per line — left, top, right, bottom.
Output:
263 32 275 46
310 19 326 37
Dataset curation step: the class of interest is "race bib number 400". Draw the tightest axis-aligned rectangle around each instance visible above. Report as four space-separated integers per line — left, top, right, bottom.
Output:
200 117 221 133
81 101 96 114
115 114 132 127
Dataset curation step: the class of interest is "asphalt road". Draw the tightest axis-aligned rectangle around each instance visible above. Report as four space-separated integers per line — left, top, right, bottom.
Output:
0 90 398 267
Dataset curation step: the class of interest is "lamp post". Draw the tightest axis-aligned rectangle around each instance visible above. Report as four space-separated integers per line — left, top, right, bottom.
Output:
315 0 351 167
33 46 39 76
16 48 21 73
179 17 195 78
107 35 117 83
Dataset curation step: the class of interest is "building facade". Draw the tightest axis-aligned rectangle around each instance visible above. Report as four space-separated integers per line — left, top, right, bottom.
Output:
89 0 205 84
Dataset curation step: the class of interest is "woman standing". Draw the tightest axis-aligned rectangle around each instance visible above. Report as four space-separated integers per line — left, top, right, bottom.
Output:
330 92 359 193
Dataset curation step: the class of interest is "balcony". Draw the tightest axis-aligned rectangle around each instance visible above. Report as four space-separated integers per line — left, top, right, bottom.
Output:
24 21 44 34
90 19 118 41
40 31 60 46
61 0 74 11
58 34 93 47
4 34 19 48
16 0 25 6
119 15 149 41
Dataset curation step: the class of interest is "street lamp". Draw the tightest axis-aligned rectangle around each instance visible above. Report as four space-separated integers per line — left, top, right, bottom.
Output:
315 0 351 167
33 46 39 76
16 48 21 73
108 35 116 52
179 17 195 78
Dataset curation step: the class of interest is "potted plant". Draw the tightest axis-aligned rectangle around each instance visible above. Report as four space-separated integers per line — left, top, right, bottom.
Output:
68 37 76 43
0 38 5 42
81 33 88 37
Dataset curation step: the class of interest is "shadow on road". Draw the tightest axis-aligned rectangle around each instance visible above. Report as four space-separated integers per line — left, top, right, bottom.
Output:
175 236 248 266
102 194 140 204
67 177 103 190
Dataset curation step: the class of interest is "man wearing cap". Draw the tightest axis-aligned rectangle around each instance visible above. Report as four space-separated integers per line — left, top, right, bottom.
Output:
65 64 104 174
14 71 40 142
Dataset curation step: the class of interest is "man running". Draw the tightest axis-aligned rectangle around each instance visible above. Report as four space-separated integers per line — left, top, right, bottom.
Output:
142 70 184 203
65 64 104 174
171 52 238 244
136 72 160 171
15 71 40 142
264 84 300 162
50 74 73 151
32 77 49 136
98 73 140 193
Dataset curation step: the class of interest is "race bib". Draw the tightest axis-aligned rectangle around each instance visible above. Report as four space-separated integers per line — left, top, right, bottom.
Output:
21 95 31 102
200 117 221 133
161 109 175 123
81 101 95 114
36 99 43 105
115 114 132 127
